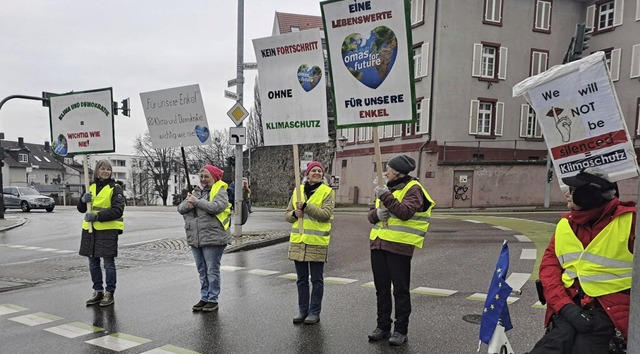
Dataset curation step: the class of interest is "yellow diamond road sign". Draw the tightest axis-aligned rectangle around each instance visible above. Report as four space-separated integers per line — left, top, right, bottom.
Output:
227 102 249 126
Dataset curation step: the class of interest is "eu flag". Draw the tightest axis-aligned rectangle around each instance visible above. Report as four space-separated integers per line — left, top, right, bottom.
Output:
479 241 513 345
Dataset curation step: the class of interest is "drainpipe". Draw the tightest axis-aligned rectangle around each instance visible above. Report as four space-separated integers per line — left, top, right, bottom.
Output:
417 0 439 180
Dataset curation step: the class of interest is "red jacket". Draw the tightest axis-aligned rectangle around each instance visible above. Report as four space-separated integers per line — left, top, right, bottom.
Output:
539 198 636 339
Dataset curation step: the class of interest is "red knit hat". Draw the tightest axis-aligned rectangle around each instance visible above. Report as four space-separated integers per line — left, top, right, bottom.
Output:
202 164 223 181
305 161 324 176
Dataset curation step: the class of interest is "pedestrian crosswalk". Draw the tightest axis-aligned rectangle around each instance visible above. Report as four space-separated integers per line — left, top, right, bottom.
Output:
0 304 201 353
0 243 75 254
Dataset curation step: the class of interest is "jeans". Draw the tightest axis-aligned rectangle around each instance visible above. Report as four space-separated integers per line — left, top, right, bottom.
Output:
294 261 324 315
88 257 116 293
371 249 412 335
192 245 226 303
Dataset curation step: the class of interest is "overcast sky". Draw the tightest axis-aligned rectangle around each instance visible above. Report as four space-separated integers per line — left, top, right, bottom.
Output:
0 0 321 154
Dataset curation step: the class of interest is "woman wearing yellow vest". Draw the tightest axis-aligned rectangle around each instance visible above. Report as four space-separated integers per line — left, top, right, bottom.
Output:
527 167 636 354
285 161 335 325
178 164 231 312
78 159 125 307
367 154 435 346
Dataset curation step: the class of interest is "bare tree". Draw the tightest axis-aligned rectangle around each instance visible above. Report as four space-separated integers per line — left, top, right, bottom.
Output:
133 132 179 206
186 129 233 168
247 76 264 148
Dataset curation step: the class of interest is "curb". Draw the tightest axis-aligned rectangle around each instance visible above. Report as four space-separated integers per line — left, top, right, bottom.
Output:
0 217 27 231
225 235 290 253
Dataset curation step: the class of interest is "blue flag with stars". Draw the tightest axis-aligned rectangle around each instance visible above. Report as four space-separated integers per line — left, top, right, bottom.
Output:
479 241 513 345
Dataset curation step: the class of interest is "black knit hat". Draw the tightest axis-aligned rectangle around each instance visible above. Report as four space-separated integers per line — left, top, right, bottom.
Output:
562 167 618 210
387 154 416 175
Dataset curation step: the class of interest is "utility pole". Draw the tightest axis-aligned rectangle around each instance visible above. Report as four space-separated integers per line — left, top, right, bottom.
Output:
233 0 245 237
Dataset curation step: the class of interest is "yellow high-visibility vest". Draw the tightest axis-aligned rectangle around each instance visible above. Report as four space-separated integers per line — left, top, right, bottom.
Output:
82 183 124 231
555 212 633 297
290 184 334 246
369 180 435 248
210 180 232 230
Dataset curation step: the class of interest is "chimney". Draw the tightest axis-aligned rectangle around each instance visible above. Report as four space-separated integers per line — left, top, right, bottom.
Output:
44 141 50 152
18 137 24 147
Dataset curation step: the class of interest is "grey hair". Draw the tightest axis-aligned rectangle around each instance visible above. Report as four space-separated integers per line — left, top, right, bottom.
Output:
93 159 113 180
601 188 617 200
301 176 328 185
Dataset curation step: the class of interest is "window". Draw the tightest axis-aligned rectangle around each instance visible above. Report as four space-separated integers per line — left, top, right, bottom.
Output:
378 125 394 139
393 124 403 137
630 44 640 79
417 98 430 134
18 154 28 163
520 104 543 138
33 156 42 162
597 1 615 30
411 0 424 25
635 98 640 136
468 99 504 137
45 174 49 184
590 0 623 32
413 42 429 79
534 0 551 32
43 156 51 162
113 159 126 167
404 123 414 136
357 127 371 142
530 50 549 76
484 0 503 25
340 128 355 144
290 26 300 32
472 43 508 80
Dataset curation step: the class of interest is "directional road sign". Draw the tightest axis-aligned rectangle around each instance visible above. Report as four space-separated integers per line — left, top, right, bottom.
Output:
227 102 249 126
229 127 246 145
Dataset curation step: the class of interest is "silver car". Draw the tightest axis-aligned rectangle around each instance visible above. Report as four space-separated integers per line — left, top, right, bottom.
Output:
3 186 55 212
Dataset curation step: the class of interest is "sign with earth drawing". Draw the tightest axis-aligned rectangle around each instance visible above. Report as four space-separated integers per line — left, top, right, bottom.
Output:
513 52 639 184
139 84 211 149
48 87 115 155
321 0 416 128
252 29 328 146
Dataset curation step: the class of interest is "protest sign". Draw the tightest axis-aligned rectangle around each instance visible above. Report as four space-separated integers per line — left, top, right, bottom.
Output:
48 88 115 155
513 52 638 184
139 84 210 149
321 0 415 127
252 29 328 146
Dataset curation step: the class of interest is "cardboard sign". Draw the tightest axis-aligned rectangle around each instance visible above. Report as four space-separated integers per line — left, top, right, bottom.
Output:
252 29 329 146
48 88 115 155
513 52 638 183
139 84 210 149
321 0 416 128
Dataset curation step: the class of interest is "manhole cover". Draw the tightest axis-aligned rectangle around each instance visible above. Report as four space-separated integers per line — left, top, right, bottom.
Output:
462 313 482 324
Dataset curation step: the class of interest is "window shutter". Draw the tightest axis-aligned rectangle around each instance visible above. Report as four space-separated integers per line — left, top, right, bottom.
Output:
637 0 640 21
586 5 595 30
630 44 640 79
472 44 482 77
419 98 430 133
415 0 424 24
498 47 508 80
520 104 529 137
610 48 621 81
613 0 624 27
421 42 429 77
469 100 479 134
495 102 504 136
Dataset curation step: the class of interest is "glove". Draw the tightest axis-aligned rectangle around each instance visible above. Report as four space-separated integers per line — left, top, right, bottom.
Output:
80 193 92 203
376 208 390 221
560 304 593 334
84 213 99 222
374 186 389 199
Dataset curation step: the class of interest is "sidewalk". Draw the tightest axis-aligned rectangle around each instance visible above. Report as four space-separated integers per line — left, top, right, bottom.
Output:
0 216 26 231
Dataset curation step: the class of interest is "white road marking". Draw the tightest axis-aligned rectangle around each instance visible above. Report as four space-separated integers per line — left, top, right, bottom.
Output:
324 277 358 284
9 312 63 326
45 322 103 338
411 287 457 296
85 332 151 351
506 273 531 291
514 234 532 243
141 345 201 354
0 304 28 315
467 293 519 304
247 269 280 276
520 249 537 260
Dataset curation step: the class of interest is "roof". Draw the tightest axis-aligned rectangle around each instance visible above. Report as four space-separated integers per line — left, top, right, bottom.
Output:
273 12 323 35
1 139 65 171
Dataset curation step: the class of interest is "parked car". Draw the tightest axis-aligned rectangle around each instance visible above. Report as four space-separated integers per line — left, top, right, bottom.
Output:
3 186 55 212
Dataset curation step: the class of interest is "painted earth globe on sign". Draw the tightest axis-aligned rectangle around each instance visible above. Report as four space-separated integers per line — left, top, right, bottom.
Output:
341 26 398 89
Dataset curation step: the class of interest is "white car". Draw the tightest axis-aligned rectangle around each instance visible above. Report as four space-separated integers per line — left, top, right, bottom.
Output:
3 186 55 212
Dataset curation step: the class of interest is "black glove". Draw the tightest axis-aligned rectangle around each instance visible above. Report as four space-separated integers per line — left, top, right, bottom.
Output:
559 304 593 334
80 193 92 203
84 213 99 222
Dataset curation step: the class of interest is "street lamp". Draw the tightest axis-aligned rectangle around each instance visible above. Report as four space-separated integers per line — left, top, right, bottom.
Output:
337 135 348 152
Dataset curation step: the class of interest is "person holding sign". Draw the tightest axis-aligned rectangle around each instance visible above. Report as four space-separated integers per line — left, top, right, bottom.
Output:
285 161 335 325
77 159 125 307
178 164 231 312
367 154 435 346
527 167 635 354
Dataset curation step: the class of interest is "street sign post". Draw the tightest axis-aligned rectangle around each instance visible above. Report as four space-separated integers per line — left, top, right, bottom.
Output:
229 127 246 145
224 90 238 100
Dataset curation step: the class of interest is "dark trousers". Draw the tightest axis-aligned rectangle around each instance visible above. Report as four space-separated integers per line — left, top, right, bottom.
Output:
88 257 116 293
370 249 412 335
294 261 324 315
528 304 615 354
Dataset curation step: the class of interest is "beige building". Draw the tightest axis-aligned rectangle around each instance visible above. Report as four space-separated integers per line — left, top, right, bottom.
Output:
331 0 640 207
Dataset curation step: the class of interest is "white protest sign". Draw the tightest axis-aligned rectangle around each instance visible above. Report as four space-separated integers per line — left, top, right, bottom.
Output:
139 84 210 149
513 52 638 183
252 29 328 146
321 0 415 128
48 88 115 155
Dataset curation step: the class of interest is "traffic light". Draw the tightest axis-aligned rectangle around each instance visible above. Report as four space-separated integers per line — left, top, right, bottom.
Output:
571 23 592 61
112 101 119 115
121 98 130 116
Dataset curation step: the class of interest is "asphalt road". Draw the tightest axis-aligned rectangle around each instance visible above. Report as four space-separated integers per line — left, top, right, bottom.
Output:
0 207 566 353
